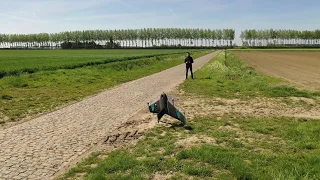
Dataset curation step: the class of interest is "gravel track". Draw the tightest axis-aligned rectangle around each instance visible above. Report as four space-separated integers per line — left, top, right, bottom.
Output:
0 51 220 180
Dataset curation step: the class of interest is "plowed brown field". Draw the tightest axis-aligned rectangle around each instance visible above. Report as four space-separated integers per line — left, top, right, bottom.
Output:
233 51 320 90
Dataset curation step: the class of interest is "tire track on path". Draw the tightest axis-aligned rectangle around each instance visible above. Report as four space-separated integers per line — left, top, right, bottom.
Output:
0 51 220 180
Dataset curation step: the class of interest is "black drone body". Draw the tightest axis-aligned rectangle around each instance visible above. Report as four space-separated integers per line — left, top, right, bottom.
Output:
148 92 186 125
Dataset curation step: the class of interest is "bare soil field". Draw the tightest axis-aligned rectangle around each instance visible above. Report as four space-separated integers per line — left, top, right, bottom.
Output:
232 51 320 90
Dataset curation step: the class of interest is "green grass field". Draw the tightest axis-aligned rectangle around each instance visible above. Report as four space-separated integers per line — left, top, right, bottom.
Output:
0 49 212 123
59 51 320 180
0 49 198 78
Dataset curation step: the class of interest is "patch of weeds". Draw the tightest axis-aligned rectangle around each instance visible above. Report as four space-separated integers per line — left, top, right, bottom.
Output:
229 140 244 148
177 144 320 180
216 138 225 145
7 76 29 88
238 116 320 150
164 144 176 156
177 145 256 179
223 121 232 126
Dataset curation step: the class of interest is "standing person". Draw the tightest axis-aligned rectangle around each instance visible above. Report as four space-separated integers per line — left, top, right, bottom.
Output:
184 52 194 79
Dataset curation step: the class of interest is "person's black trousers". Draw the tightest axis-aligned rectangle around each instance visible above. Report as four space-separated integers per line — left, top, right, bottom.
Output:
186 63 193 79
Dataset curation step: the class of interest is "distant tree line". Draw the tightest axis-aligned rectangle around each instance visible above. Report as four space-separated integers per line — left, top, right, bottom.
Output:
2 28 320 49
0 28 235 49
240 29 320 47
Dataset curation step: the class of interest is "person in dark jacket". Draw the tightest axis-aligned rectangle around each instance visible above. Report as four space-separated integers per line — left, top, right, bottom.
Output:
184 52 194 79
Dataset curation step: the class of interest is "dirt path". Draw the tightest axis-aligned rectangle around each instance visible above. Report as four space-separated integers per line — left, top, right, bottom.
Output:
232 51 320 90
0 51 220 180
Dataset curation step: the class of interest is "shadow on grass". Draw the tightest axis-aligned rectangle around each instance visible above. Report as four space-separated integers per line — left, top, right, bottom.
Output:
159 120 194 131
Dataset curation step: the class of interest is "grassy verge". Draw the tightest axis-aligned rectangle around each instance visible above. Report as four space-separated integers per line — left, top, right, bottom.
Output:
181 51 320 99
0 50 212 123
59 51 320 180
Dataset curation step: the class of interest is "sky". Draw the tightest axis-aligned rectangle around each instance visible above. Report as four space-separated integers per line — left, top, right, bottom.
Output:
0 0 319 45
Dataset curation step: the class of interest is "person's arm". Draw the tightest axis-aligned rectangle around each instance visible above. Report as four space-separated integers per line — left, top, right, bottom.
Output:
184 57 187 63
191 56 194 63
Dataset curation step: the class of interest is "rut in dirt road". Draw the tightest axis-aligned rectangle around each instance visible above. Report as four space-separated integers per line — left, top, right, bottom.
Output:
0 51 220 180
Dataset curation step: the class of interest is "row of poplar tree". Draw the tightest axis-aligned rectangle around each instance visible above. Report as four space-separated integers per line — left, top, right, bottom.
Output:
0 28 235 48
0 28 319 48
240 29 320 47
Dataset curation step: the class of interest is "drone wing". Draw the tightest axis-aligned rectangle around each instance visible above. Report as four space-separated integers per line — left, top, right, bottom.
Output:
149 100 161 113
167 101 187 124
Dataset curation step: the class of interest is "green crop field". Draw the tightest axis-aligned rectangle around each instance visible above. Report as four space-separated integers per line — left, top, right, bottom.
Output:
0 49 198 78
